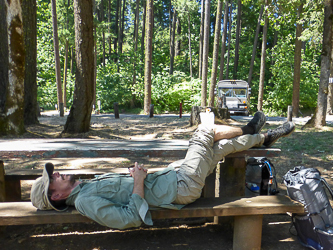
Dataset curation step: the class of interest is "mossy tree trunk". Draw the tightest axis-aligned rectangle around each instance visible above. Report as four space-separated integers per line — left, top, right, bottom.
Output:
0 0 25 136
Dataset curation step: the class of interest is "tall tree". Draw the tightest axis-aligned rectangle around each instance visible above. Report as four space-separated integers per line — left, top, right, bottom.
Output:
175 15 181 56
233 0 241 79
169 8 177 75
248 5 264 86
63 0 94 133
292 3 303 117
201 0 210 106
257 0 269 111
144 0 153 114
314 0 333 127
208 0 223 107
0 0 25 135
225 2 232 79
219 0 229 80
23 0 38 125
51 0 64 117
198 0 205 78
187 11 193 78
328 45 333 114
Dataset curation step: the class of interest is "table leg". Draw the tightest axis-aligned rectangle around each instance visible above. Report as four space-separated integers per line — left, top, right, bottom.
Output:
219 157 246 197
233 215 263 250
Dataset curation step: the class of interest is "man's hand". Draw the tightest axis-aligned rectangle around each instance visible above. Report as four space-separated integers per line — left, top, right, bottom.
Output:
129 162 147 198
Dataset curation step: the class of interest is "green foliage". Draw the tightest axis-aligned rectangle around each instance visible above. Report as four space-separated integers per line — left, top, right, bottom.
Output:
35 0 325 116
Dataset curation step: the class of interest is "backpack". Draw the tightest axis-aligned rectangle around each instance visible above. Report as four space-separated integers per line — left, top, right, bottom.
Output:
245 157 279 197
283 166 333 250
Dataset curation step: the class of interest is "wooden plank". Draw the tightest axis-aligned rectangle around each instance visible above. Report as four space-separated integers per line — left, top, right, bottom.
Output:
0 161 5 202
0 147 280 160
0 195 304 226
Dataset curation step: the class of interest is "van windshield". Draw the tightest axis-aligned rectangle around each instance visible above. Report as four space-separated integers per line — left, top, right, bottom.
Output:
219 88 247 98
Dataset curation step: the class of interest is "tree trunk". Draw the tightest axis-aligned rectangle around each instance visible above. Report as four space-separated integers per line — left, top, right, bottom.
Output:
225 2 232 79
314 0 333 127
99 0 105 67
292 4 303 117
63 0 94 133
108 0 111 59
63 40 69 108
187 12 193 78
208 0 223 107
248 5 264 87
0 0 25 135
198 0 205 79
175 15 181 57
144 0 153 114
51 0 64 117
131 0 140 108
233 0 241 79
328 42 333 114
170 8 177 75
219 0 229 81
23 0 39 125
114 0 119 62
141 0 146 56
201 0 211 107
257 0 269 111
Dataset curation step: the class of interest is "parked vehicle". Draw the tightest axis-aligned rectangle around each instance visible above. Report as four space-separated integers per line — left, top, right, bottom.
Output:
216 80 251 116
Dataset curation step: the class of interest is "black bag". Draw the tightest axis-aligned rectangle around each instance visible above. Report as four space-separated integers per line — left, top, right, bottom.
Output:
245 157 279 197
284 166 333 250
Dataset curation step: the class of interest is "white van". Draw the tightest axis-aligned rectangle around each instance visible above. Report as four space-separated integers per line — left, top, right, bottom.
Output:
217 80 251 116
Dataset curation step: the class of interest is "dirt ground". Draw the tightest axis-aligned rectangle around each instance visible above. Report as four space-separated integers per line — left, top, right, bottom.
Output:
2 110 328 250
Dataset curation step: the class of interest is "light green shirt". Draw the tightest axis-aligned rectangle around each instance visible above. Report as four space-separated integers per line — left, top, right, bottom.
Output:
66 166 183 229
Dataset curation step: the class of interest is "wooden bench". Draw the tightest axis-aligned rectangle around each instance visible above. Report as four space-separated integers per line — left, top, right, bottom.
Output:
0 148 280 201
0 195 304 250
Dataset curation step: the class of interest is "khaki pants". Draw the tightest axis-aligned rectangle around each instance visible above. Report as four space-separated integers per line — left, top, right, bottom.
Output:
173 125 265 204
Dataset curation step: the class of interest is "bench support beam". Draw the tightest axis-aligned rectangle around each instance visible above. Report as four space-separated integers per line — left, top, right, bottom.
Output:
233 215 263 250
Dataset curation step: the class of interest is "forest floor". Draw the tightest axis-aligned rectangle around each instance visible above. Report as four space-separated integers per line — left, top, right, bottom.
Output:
1 110 333 250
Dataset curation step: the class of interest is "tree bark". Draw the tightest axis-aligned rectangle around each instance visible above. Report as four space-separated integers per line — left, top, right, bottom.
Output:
169 8 176 75
141 0 146 56
187 12 193 78
208 0 223 107
144 0 153 114
51 0 64 117
114 0 119 62
23 0 39 125
257 0 269 111
0 0 25 135
201 0 211 107
175 15 181 57
63 0 94 133
198 0 205 79
63 40 69 108
314 0 333 127
233 0 241 79
328 41 333 114
248 5 264 87
292 4 303 117
225 2 232 79
219 0 229 81
131 0 140 108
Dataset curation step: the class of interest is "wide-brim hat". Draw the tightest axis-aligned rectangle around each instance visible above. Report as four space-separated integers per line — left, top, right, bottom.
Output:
30 163 67 211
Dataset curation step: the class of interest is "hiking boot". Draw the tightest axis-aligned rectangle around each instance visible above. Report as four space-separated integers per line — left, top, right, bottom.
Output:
264 121 295 147
246 111 266 134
